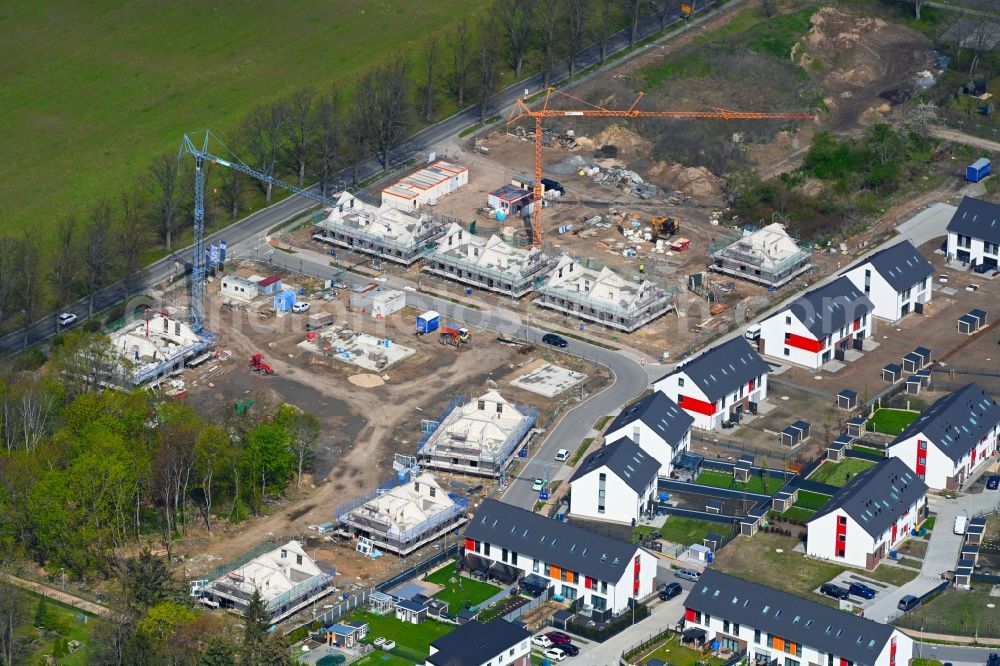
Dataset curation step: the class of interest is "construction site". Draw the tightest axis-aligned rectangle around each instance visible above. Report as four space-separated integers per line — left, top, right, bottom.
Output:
109 310 216 387
710 222 814 289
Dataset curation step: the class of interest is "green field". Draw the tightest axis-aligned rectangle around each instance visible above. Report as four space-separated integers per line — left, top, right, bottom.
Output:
17 591 99 666
808 458 876 486
348 610 454 660
425 562 501 611
655 516 722 546
779 506 816 522
794 490 832 511
867 409 920 435
0 0 482 245
695 468 782 495
894 586 1000 638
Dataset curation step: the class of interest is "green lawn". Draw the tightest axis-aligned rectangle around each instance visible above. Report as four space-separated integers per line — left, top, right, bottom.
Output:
852 445 886 458
923 516 936 532
695 469 782 495
0 0 486 248
425 563 502 612
808 458 876 486
642 636 727 666
867 564 919 586
657 516 723 546
353 653 415 666
894 586 1000 638
780 506 816 522
570 437 595 465
867 409 920 436
18 592 99 666
794 490 832 511
347 610 454 657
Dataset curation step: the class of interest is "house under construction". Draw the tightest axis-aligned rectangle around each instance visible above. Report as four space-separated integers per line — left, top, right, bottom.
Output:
417 390 537 477
110 313 215 386
313 192 447 265
334 473 468 556
710 223 812 289
423 224 555 297
534 255 676 332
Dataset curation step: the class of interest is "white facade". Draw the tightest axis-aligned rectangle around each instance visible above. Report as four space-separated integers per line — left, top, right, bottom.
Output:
426 641 529 666
604 421 691 476
653 371 768 431
220 276 259 302
842 265 931 322
889 428 999 490
947 230 999 268
807 499 926 570
382 161 468 211
570 464 656 525
758 310 871 370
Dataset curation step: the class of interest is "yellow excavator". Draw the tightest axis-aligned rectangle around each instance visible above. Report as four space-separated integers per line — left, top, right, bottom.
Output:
651 216 679 239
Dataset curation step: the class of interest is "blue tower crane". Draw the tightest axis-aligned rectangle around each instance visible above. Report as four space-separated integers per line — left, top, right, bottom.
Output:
179 130 340 333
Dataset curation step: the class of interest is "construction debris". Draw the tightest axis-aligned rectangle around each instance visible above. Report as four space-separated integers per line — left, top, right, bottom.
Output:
592 167 659 199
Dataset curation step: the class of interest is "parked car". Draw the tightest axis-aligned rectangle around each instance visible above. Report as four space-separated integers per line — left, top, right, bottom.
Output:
531 635 553 649
532 478 547 492
544 647 567 662
558 643 579 657
291 301 311 313
675 569 700 582
659 582 683 600
820 583 850 600
848 582 877 599
987 475 1000 490
545 632 572 645
555 448 570 462
987 653 999 666
974 263 993 274
542 178 566 195
897 594 920 611
57 313 78 327
542 333 568 348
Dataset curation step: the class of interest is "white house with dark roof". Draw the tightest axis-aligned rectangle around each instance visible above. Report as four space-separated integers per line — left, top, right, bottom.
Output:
426 618 530 666
603 391 694 476
807 458 927 569
463 498 656 613
684 569 913 666
758 276 874 370
946 196 1000 269
569 438 660 525
653 337 770 430
841 240 933 322
887 383 1000 490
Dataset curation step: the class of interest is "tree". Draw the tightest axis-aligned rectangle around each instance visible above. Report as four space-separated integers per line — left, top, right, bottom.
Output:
314 92 343 197
137 601 197 648
83 200 115 317
906 101 938 138
967 21 998 75
241 589 271 665
243 101 290 202
34 595 50 630
50 217 81 330
147 152 184 251
345 105 370 187
125 549 172 610
476 24 500 124
448 19 472 108
498 0 535 79
284 88 315 187
656 0 677 29
193 424 229 532
537 0 561 88
421 36 439 122
198 639 237 666
622 0 646 46
16 233 41 350
761 0 777 19
274 405 318 490
243 421 294 510
598 1 616 63
0 584 25 666
49 331 125 396
118 189 149 302
561 0 589 77
355 55 411 170
0 239 17 334
912 0 925 20
216 129 246 221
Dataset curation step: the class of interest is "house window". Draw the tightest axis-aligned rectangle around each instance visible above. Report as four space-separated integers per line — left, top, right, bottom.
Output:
484 543 490 556
837 548 846 557
296 554 303 565
919 457 926 465
918 440 927 451
754 629 762 644
786 659 800 666
784 348 790 357
511 552 518 565
838 516 847 526
734 623 740 637
678 377 685 387
478 400 485 410
694 610 702 623
502 548 509 563
533 559 540 573
429 487 436 497
724 620 730 633
785 316 791 325
838 535 846 542
600 581 608 594
591 595 607 611
598 473 606 514
561 585 577 600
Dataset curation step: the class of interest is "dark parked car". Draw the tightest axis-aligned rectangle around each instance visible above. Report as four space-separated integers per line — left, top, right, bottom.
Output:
820 583 850 600
660 582 683 600
542 333 568 348
987 654 999 666
546 631 572 645
542 178 566 195
848 582 877 599
987 475 1000 490
558 643 580 657
897 594 920 611
974 263 993 274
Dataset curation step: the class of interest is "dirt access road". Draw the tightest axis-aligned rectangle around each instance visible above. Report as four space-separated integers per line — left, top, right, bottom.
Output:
0 572 113 619
931 126 1000 154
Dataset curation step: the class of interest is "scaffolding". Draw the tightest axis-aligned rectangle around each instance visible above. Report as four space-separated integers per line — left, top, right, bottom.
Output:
709 223 812 289
423 244 555 298
313 203 448 266
534 276 678 332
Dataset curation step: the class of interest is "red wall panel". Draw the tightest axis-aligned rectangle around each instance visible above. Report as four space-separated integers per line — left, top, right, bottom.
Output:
786 333 822 353
678 394 717 416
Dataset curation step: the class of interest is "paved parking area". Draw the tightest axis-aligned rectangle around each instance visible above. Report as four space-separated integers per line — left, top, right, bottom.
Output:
815 571 902 612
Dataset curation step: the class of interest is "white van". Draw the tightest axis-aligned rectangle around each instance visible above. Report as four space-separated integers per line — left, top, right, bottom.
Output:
555 449 570 462
745 324 761 342
954 515 968 535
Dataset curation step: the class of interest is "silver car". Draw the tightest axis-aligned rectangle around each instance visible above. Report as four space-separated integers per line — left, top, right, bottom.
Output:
675 568 701 582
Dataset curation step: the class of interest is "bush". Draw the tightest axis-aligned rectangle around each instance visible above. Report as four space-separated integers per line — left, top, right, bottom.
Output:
568 603 650 642
286 625 309 644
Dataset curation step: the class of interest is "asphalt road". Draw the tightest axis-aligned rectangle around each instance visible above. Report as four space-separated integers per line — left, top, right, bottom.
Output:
0 0 730 356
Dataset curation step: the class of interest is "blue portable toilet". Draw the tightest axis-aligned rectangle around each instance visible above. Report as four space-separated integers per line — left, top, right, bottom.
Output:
273 290 296 312
967 158 991 183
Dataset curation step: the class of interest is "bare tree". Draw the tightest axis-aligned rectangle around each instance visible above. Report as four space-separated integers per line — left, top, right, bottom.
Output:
622 0 646 46
967 21 998 75
538 0 561 88
243 101 290 202
216 128 245 220
355 55 412 170
83 201 115 317
912 0 925 20
476 25 500 124
761 0 777 19
345 106 370 186
16 234 41 350
656 0 677 29
562 0 589 77
0 240 17 333
314 92 343 197
598 1 617 63
117 189 148 302
146 152 184 251
0 583 25 666
498 0 535 79
285 88 315 187
448 19 473 108
50 218 80 326
421 36 439 122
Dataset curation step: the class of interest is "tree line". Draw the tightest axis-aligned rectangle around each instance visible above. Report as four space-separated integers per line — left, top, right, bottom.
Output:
0 0 680 340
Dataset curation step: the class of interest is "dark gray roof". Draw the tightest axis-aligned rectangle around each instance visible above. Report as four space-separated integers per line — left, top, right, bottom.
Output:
947 196 1000 245
787 277 874 339
850 240 932 292
686 570 896 666
427 618 530 666
464 499 640 581
606 390 694 446
396 599 426 612
657 337 770 402
570 437 659 494
810 458 927 539
891 383 1000 462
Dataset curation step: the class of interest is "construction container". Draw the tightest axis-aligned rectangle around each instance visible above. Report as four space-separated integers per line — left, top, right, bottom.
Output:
273 290 296 312
967 158 991 183
416 311 440 335
307 312 334 330
350 287 406 319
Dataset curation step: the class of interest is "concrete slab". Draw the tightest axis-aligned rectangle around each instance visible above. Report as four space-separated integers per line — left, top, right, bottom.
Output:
940 286 958 296
510 362 587 398
862 339 881 352
298 331 415 371
821 360 846 373
756 401 778 416
897 202 956 246
843 349 864 362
